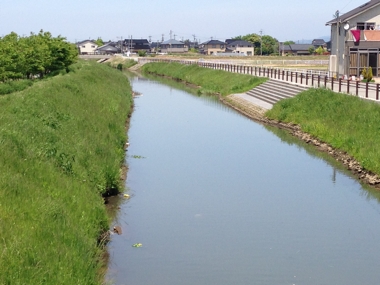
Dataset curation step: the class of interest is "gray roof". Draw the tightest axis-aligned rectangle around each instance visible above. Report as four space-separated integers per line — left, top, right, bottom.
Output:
76 39 97 45
227 40 253 47
201 40 225 45
312 39 326 46
161 39 184 45
326 0 380 25
282 44 314 52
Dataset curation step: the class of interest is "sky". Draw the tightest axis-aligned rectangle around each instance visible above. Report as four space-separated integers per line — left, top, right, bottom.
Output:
0 0 369 43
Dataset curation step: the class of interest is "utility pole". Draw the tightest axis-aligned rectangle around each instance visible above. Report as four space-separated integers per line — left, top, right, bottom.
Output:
259 29 263 56
170 30 173 40
335 10 340 78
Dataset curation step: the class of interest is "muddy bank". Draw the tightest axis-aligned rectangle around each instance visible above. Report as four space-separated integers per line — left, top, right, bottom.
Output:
222 94 380 189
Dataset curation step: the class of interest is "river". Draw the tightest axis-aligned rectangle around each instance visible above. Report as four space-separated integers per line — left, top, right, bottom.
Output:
106 72 380 285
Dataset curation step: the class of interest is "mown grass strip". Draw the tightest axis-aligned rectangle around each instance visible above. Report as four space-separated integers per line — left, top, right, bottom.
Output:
0 60 132 284
266 88 380 174
141 62 267 96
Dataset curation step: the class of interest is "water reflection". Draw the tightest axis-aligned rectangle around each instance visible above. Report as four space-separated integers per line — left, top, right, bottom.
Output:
108 71 380 285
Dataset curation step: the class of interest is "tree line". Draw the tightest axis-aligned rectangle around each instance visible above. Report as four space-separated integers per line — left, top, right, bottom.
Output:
0 30 78 82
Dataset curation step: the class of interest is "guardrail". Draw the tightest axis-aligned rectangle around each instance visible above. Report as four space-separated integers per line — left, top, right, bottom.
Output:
139 58 380 101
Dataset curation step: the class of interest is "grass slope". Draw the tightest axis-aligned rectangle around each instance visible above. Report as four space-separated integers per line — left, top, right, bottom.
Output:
141 62 267 96
0 60 132 285
266 88 380 174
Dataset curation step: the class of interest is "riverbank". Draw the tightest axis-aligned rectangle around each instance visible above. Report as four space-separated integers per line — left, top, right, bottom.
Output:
140 62 380 189
0 60 133 284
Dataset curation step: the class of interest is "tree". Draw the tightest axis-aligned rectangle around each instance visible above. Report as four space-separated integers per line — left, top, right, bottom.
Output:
315 46 325 55
308 46 316 55
95 37 104 47
233 33 279 55
283 40 295 45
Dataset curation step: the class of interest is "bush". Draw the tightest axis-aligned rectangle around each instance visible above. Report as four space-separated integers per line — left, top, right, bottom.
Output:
0 80 33 95
138 50 147 57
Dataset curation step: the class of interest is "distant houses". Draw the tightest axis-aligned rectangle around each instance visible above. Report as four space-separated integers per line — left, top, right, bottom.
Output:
76 36 330 57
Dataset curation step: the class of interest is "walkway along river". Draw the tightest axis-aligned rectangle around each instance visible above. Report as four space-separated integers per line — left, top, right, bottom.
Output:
106 72 380 285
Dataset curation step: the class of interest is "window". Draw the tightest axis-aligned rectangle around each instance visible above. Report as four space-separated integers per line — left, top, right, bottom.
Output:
357 22 376 30
212 45 216 48
220 45 224 49
91 45 95 48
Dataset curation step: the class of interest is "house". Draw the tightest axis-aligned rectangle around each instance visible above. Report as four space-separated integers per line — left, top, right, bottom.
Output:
96 42 119 55
282 44 315 55
326 0 380 77
160 39 188 53
123 39 151 53
312 39 327 49
199 40 226 55
226 40 254 56
77 40 98 55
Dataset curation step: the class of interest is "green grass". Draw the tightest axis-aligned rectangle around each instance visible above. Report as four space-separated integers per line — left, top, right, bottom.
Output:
141 62 267 96
0 60 133 284
266 88 380 174
0 79 34 95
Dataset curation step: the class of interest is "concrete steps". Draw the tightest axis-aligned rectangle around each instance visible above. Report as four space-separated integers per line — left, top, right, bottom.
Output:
246 79 308 105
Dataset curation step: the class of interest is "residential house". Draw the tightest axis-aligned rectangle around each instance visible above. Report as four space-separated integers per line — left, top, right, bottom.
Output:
160 39 188 53
123 39 151 53
200 40 226 55
282 44 315 55
312 39 327 49
96 42 119 55
77 40 98 55
326 0 380 77
226 40 254 56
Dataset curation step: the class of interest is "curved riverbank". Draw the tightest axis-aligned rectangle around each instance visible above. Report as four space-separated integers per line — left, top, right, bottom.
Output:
140 62 380 189
0 60 133 284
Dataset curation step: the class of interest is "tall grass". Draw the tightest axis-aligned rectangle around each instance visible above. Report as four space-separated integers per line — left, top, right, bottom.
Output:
266 88 380 174
141 62 267 96
0 60 133 284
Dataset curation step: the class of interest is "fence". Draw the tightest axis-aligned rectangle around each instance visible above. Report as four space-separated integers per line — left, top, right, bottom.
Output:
139 58 380 101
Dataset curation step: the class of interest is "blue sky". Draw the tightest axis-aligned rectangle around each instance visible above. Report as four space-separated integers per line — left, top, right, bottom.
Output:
0 0 368 43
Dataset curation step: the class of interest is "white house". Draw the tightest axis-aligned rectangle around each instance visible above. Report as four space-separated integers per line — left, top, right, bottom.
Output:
226 40 255 56
77 40 98 55
326 0 380 77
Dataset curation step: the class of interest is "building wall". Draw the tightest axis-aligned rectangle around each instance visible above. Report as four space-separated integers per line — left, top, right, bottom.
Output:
161 46 189 53
78 42 98 54
205 44 226 55
231 46 255 56
331 4 380 76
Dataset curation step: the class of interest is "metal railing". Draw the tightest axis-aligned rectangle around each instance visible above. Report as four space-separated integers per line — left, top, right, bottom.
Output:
139 58 380 101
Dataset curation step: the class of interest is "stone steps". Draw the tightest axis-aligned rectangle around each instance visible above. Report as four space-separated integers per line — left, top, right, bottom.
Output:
246 79 308 105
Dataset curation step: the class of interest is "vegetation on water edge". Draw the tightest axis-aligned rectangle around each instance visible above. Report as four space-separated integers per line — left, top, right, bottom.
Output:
266 88 380 174
141 62 267 96
0 60 132 284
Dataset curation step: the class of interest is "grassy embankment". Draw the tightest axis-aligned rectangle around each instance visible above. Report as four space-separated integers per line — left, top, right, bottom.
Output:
266 89 380 175
0 60 132 284
142 61 380 178
141 62 267 95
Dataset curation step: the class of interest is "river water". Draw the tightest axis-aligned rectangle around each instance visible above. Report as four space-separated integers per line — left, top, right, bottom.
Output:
107 73 380 285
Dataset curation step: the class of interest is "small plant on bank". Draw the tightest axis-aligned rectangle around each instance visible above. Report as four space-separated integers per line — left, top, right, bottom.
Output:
138 50 147 57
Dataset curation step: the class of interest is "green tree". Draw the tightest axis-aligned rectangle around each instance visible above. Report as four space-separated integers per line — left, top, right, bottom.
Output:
95 37 104 47
315 46 325 55
308 46 316 55
283 40 295 45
